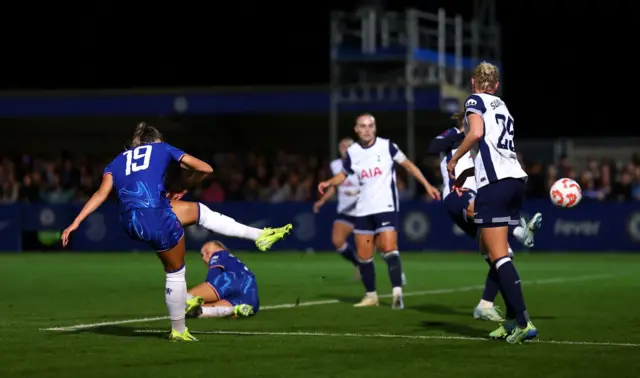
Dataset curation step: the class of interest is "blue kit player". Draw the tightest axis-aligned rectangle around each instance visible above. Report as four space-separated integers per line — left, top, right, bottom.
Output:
62 123 290 342
185 241 258 318
429 112 542 323
447 62 538 343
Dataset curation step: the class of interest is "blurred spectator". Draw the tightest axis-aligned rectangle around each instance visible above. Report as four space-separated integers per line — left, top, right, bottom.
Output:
0 150 638 204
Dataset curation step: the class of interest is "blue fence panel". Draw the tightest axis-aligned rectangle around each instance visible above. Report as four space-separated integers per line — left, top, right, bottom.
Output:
2 200 640 252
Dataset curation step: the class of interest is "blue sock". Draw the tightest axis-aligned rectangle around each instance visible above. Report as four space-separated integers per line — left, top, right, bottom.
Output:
337 243 358 266
382 251 403 288
495 256 529 327
357 258 376 293
482 258 500 302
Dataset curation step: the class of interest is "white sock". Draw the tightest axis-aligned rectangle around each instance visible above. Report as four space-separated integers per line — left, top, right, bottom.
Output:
165 266 187 333
186 293 194 301
512 226 526 243
366 291 378 299
392 286 403 296
200 306 235 318
478 299 494 308
198 203 263 240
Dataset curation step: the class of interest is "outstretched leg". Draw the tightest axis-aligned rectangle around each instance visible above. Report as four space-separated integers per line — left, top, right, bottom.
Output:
170 200 291 251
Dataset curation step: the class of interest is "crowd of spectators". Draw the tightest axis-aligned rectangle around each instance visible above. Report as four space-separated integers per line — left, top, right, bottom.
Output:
0 151 639 204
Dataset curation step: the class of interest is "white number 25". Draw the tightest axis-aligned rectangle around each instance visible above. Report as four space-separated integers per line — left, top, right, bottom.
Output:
123 145 153 176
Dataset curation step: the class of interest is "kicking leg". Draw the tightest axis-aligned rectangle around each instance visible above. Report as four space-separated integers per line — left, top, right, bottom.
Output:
170 200 292 251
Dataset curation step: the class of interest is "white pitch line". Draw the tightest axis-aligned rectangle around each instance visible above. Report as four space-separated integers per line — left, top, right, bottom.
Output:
132 329 640 348
41 274 611 332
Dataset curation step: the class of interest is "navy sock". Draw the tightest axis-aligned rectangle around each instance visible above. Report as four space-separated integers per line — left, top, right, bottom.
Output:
482 259 500 302
358 259 376 292
337 243 358 266
382 251 403 288
495 257 529 327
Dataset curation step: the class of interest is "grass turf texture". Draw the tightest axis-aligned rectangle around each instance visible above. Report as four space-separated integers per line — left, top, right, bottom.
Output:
1 252 639 378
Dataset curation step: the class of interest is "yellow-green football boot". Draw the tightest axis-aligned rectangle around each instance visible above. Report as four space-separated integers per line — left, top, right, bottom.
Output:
255 224 293 251
169 328 198 342
489 319 516 339
233 304 255 317
506 321 538 344
185 296 205 318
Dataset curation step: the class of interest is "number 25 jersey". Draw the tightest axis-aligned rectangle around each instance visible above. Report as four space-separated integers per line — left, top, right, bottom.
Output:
464 93 527 190
104 142 186 213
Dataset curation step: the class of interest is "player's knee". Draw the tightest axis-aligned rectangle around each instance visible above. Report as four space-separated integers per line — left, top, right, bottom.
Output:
331 234 346 249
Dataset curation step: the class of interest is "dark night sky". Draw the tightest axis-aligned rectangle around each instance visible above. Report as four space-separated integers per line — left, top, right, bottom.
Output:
1 0 630 135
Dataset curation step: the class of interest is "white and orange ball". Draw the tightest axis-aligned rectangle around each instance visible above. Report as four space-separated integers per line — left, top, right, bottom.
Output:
549 178 582 208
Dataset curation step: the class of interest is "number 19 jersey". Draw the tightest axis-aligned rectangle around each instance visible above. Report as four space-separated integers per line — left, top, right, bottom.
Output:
464 93 527 190
104 142 186 213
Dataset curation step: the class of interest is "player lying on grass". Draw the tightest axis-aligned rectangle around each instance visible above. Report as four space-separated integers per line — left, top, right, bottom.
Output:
429 111 542 322
185 240 258 318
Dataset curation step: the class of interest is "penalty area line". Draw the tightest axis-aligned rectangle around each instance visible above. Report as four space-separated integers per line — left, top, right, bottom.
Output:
133 329 640 348
40 274 611 332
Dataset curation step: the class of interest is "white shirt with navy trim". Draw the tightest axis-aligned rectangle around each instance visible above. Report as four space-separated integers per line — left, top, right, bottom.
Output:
464 93 527 189
342 137 405 216
437 128 476 200
330 158 359 216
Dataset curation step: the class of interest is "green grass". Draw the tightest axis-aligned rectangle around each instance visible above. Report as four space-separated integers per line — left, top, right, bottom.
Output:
1 252 640 378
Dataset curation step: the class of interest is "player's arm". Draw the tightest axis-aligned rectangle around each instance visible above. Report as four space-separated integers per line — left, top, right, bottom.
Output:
390 142 440 200
73 174 113 225
313 185 336 212
318 171 347 194
61 174 114 246
427 131 464 155
180 154 213 174
450 96 485 164
453 167 475 187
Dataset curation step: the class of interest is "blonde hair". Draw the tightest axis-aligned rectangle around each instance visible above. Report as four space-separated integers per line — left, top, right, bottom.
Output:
472 61 500 92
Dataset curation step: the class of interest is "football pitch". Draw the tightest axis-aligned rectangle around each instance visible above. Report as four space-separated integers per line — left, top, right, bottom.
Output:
1 252 639 378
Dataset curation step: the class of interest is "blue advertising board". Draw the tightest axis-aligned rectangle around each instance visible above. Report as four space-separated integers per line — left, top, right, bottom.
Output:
2 200 640 252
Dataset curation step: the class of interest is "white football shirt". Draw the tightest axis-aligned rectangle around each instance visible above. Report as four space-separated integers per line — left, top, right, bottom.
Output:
342 137 406 216
437 127 476 200
330 158 359 216
464 93 527 189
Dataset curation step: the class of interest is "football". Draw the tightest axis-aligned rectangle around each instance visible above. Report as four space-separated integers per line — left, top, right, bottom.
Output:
549 178 582 208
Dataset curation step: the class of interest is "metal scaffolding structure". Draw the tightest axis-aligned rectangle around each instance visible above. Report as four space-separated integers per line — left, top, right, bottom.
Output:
329 2 501 178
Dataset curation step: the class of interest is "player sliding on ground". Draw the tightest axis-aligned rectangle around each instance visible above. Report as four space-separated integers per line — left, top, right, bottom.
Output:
61 123 290 342
447 62 538 344
185 240 259 319
429 112 542 322
319 114 440 309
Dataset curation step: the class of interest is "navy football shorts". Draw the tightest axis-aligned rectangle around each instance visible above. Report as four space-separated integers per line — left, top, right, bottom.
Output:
121 208 184 251
354 211 398 235
206 268 260 314
334 214 357 228
474 178 526 228
443 190 478 238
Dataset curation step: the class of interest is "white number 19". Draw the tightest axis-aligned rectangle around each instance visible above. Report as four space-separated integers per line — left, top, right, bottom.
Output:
124 145 153 176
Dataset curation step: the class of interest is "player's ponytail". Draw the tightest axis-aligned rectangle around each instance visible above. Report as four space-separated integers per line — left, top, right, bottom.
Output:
129 122 163 148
